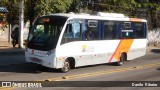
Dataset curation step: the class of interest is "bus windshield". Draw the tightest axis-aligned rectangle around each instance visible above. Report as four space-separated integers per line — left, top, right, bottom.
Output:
27 16 67 51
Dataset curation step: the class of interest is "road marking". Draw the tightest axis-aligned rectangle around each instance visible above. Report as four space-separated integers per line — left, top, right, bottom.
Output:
0 63 160 90
46 63 160 81
0 87 15 90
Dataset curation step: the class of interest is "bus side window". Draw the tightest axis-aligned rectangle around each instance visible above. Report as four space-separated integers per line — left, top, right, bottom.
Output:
82 20 87 40
61 19 81 44
73 20 81 38
64 19 81 38
121 22 133 39
83 20 98 40
103 21 119 40
64 24 73 38
134 22 146 39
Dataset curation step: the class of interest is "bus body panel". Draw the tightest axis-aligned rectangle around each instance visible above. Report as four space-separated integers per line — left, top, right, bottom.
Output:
55 39 147 68
56 40 120 68
127 39 147 60
25 38 147 69
25 12 147 70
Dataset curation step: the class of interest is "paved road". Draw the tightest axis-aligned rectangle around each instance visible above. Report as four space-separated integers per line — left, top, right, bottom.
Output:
0 51 160 90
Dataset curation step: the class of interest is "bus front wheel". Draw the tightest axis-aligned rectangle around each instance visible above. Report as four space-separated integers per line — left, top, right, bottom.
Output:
60 59 71 73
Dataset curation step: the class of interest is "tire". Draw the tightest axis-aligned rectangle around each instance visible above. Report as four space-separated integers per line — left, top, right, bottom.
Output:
60 59 71 73
116 54 125 66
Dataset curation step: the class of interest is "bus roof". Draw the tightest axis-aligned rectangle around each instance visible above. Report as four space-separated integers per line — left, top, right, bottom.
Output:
45 12 147 22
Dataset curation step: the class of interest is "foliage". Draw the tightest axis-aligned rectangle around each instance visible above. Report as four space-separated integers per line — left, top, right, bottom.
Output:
25 0 72 26
34 0 72 16
0 0 72 26
0 0 20 25
70 0 160 28
0 0 160 29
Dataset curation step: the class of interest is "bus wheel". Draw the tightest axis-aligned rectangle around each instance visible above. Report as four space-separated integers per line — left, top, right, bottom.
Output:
60 59 70 73
116 54 125 66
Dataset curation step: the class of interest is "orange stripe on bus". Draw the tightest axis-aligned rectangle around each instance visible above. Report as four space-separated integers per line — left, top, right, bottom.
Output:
109 40 122 63
109 39 134 63
129 18 143 22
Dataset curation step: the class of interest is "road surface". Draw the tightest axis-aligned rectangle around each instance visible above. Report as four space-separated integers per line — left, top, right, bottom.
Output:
0 51 160 90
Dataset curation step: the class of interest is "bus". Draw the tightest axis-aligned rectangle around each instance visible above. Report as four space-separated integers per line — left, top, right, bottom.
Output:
25 12 147 72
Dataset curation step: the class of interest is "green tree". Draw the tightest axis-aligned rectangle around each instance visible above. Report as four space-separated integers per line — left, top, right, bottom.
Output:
25 0 72 28
1 0 72 28
0 0 19 25
147 0 160 29
1 0 160 29
96 0 138 15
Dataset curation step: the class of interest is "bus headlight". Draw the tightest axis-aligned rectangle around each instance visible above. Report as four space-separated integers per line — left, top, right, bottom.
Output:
46 49 55 56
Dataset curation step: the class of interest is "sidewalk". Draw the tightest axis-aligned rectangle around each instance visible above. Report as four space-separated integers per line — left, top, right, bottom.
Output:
146 44 160 53
0 41 25 56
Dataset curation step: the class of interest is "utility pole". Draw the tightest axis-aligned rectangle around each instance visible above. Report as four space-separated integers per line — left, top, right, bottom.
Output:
19 0 24 48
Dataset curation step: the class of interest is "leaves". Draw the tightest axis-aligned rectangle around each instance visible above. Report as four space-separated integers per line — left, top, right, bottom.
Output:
0 0 160 28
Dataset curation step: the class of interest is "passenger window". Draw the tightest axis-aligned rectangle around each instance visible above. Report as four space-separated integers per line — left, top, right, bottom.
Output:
83 20 99 40
121 22 134 39
103 21 119 39
134 22 146 38
73 20 81 38
64 24 73 38
64 19 80 38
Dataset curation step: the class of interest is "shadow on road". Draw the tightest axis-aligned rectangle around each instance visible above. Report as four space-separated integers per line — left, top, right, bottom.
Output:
0 63 61 74
156 68 160 71
0 48 58 73
0 62 118 74
150 49 160 54
0 47 24 56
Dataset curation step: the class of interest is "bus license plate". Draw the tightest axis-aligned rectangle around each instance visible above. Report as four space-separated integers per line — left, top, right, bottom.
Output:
30 57 43 63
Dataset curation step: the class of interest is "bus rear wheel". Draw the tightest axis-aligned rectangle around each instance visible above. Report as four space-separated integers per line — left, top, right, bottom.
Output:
116 54 125 66
60 59 71 73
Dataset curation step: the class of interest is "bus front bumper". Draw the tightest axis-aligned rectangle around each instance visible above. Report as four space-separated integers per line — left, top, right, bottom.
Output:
25 49 57 69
